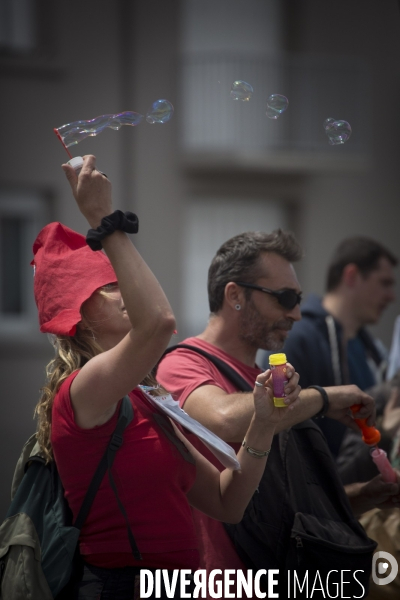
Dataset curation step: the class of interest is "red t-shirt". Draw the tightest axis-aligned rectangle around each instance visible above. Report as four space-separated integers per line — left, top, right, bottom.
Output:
157 337 262 574
51 371 199 570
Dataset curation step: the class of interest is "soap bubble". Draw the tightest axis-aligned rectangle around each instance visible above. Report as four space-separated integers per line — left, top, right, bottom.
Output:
55 111 143 147
323 118 335 130
266 94 289 119
230 80 253 101
146 99 174 124
323 118 352 145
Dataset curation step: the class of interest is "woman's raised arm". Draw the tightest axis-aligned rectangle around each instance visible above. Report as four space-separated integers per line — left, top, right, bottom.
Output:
63 155 176 427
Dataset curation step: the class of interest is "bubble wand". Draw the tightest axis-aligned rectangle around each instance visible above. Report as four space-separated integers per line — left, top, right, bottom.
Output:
53 111 145 171
351 405 397 483
53 128 73 159
53 101 174 171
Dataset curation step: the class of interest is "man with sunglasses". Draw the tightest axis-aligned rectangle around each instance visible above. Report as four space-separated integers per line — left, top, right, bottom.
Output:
157 230 400 585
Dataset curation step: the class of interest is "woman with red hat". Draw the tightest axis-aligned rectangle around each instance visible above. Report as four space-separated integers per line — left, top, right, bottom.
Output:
32 155 297 599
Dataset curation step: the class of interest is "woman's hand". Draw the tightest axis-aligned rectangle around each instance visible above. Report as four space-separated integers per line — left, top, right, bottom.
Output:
186 366 300 522
62 154 112 228
252 365 301 426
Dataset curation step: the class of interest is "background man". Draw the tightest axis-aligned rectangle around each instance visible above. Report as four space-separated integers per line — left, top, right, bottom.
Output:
281 236 397 457
157 230 399 582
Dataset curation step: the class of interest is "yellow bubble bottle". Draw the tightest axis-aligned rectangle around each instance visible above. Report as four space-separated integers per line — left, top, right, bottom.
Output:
269 353 288 407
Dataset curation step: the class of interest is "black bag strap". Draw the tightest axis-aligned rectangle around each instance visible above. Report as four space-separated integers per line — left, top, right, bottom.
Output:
162 346 288 569
73 395 142 560
162 344 253 392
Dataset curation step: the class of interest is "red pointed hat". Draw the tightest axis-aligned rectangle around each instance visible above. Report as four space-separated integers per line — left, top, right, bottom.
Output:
32 222 117 336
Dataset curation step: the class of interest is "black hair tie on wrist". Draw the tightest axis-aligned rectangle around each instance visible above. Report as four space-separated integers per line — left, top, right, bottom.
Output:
308 385 330 419
86 210 139 251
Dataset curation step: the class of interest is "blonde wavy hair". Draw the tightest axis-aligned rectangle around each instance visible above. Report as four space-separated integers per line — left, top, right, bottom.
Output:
35 287 165 463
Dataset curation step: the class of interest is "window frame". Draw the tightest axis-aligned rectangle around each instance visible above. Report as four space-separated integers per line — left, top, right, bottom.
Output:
0 188 50 338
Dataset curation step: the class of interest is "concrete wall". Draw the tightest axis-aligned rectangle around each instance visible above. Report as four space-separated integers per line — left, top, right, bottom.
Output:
290 0 400 345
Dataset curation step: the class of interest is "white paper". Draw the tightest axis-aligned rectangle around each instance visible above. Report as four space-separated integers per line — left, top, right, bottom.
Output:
140 387 240 470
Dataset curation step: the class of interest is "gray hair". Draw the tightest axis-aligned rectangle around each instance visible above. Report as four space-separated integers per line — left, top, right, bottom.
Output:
207 229 303 313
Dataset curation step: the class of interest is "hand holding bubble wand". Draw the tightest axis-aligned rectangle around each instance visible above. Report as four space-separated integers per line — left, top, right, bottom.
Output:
53 100 174 171
351 405 398 483
53 112 143 173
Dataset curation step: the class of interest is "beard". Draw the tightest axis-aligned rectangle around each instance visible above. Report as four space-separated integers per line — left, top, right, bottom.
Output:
238 299 293 351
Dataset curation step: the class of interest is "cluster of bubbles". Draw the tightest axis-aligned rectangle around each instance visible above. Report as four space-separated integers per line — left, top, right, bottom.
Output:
55 100 174 148
55 84 352 149
230 80 352 145
230 80 288 119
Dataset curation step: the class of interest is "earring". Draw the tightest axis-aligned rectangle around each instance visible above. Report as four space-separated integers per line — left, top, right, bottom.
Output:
235 304 241 311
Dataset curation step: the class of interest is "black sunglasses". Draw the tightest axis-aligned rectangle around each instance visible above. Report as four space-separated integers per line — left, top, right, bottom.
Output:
235 281 302 310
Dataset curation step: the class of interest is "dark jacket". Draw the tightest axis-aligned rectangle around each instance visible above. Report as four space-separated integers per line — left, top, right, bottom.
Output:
265 294 386 457
283 294 340 389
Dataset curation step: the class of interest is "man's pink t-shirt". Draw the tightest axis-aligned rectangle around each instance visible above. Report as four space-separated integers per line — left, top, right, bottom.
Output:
157 337 262 575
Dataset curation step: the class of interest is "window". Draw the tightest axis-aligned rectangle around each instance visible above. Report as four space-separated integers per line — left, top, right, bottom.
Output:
0 0 37 55
0 190 49 336
181 196 289 337
0 0 56 61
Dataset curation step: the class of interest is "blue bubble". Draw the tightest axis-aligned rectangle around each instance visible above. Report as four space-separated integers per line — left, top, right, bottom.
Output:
230 80 253 101
146 99 174 124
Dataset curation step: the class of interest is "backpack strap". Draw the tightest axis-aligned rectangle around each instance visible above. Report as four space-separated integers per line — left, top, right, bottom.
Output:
73 396 142 560
162 346 285 570
161 344 253 392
